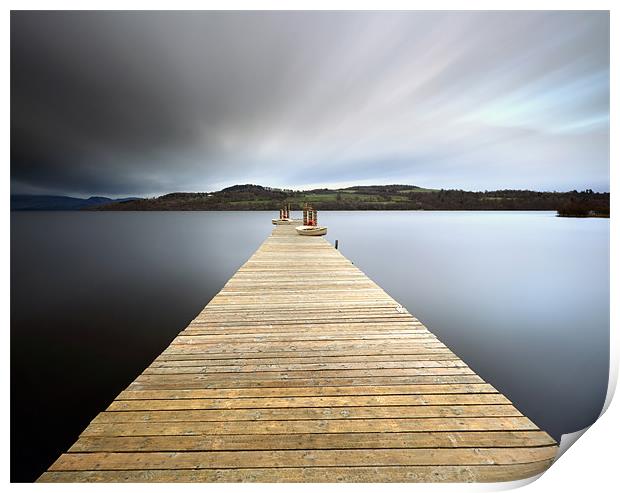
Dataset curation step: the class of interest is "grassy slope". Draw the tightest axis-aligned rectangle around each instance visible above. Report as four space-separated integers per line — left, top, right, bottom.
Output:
93 185 610 214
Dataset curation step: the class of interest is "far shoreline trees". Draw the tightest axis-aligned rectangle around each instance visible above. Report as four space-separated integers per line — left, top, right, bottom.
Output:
92 184 610 216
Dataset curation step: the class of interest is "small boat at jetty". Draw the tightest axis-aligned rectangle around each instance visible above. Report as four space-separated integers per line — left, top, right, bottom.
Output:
295 225 327 236
296 203 327 236
272 204 292 225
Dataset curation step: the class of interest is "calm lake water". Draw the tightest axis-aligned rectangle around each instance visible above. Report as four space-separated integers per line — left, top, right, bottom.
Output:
10 210 609 482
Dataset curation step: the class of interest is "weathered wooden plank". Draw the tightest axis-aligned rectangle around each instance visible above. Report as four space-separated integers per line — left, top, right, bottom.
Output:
144 360 467 373
91 405 522 424
176 331 430 341
127 375 485 390
156 348 458 361
135 367 475 380
161 345 451 357
38 460 555 482
152 358 461 368
50 447 557 471
69 430 556 453
152 353 459 366
80 416 539 437
106 393 510 411
178 326 428 335
117 383 500 400
161 342 449 355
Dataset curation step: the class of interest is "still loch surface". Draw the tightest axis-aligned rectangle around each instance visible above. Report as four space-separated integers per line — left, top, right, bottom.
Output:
11 211 609 481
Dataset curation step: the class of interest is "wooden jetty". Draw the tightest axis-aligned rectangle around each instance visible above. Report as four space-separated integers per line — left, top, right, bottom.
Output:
39 222 557 482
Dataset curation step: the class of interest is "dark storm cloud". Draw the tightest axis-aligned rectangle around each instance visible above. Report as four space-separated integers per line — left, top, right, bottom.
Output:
11 11 609 196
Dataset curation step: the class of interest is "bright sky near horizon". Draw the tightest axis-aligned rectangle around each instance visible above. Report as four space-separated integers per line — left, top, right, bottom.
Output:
11 10 609 197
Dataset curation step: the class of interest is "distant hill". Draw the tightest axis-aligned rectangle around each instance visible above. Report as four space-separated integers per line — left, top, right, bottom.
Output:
89 184 609 215
10 194 139 211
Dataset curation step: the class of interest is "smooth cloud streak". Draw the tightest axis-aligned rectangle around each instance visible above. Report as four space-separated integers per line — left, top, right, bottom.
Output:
10 11 609 196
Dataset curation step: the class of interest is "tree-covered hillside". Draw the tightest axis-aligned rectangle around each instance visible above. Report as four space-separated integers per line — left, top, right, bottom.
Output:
93 184 610 216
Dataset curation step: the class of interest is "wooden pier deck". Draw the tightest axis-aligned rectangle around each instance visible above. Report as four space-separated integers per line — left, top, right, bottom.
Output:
39 222 557 482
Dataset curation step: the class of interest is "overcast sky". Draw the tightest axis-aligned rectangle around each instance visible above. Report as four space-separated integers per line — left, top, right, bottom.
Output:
11 11 609 197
